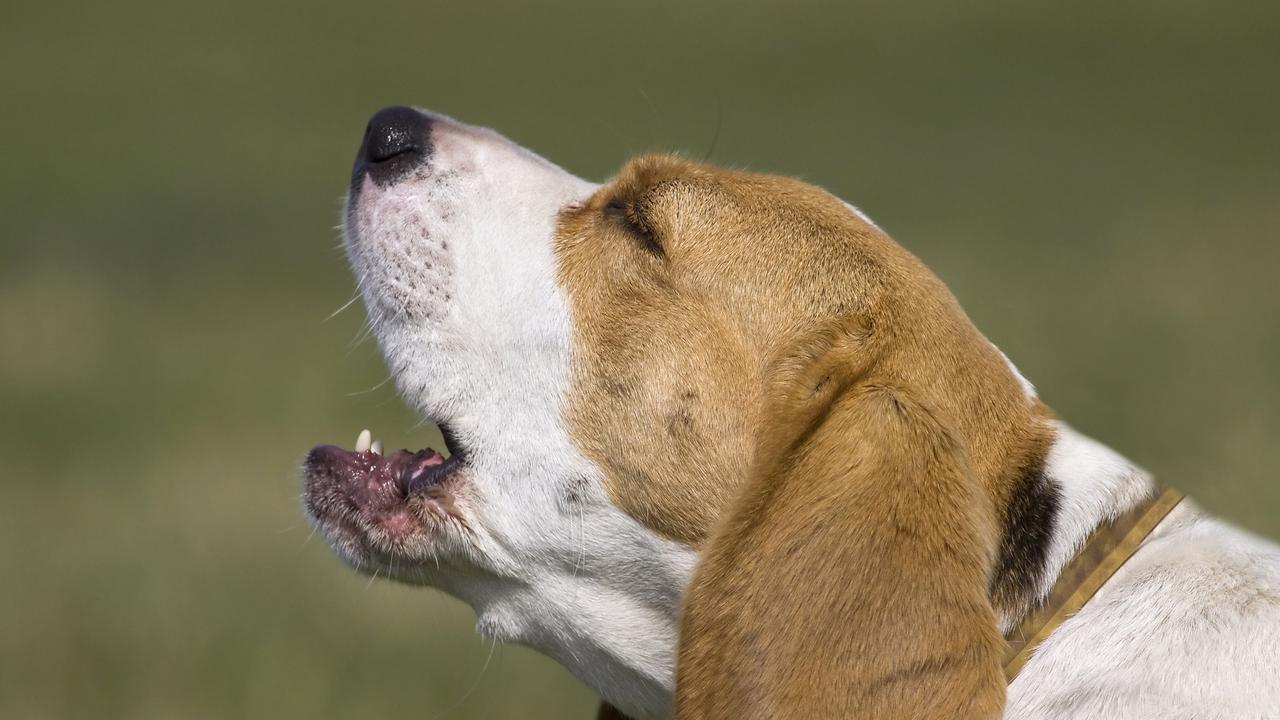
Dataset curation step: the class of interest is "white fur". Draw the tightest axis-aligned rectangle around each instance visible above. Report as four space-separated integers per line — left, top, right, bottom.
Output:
344 111 695 720
342 112 1280 718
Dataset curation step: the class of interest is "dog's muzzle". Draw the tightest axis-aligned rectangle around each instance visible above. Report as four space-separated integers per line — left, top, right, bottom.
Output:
352 105 432 188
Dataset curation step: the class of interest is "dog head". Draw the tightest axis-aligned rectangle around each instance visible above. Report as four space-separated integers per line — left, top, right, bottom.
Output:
303 107 1063 719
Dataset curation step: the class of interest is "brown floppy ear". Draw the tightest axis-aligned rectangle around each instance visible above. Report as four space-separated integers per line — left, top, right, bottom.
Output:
675 320 1006 719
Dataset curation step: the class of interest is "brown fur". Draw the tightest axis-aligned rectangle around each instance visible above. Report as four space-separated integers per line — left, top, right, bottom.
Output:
557 156 1054 717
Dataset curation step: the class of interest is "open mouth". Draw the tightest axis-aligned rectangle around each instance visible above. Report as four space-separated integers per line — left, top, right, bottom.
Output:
302 423 470 558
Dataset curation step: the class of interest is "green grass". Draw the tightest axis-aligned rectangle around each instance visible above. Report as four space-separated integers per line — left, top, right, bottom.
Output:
2 1 1278 717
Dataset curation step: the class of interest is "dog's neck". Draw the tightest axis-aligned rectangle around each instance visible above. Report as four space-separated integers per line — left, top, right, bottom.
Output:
1000 419 1159 633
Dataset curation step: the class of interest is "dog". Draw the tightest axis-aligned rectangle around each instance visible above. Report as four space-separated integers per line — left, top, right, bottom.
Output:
302 106 1280 719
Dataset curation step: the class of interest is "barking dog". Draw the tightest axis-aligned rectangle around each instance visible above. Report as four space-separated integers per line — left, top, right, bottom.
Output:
303 106 1280 719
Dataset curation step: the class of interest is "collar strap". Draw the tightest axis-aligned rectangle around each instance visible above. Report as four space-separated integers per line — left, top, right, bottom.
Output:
1002 482 1184 683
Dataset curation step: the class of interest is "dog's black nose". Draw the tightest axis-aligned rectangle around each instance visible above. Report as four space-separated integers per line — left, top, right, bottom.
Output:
365 106 427 162
353 106 432 187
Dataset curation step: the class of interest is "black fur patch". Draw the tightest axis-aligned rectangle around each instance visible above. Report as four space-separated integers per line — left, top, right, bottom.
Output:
990 461 1061 615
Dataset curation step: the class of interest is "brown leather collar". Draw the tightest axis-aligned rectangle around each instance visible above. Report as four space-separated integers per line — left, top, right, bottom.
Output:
1002 482 1185 683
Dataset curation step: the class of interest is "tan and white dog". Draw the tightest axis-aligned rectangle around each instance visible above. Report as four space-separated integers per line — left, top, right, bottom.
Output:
303 106 1280 720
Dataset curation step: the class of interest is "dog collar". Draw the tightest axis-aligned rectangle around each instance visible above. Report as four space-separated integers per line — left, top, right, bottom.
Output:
1002 482 1185 683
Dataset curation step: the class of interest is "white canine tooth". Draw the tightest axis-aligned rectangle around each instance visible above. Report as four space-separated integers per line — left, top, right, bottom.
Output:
355 429 372 453
370 440 383 455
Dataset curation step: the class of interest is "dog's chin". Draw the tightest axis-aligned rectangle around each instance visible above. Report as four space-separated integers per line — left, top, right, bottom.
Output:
302 426 471 575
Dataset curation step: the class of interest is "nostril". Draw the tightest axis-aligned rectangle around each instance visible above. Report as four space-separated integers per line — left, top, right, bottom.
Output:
364 106 428 164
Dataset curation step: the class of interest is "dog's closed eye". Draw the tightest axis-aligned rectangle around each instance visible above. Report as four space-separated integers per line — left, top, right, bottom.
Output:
603 197 664 256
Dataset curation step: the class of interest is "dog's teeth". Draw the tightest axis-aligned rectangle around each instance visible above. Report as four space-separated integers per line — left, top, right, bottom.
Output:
356 429 372 453
371 440 383 455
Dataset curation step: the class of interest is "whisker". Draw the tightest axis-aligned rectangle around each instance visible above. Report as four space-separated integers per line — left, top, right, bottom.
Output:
430 636 500 720
345 374 394 397
345 319 377 355
572 501 586 581
321 293 363 324
702 92 724 162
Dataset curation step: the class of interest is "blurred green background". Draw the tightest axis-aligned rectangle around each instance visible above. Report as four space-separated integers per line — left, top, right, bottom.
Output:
2 1 1277 717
